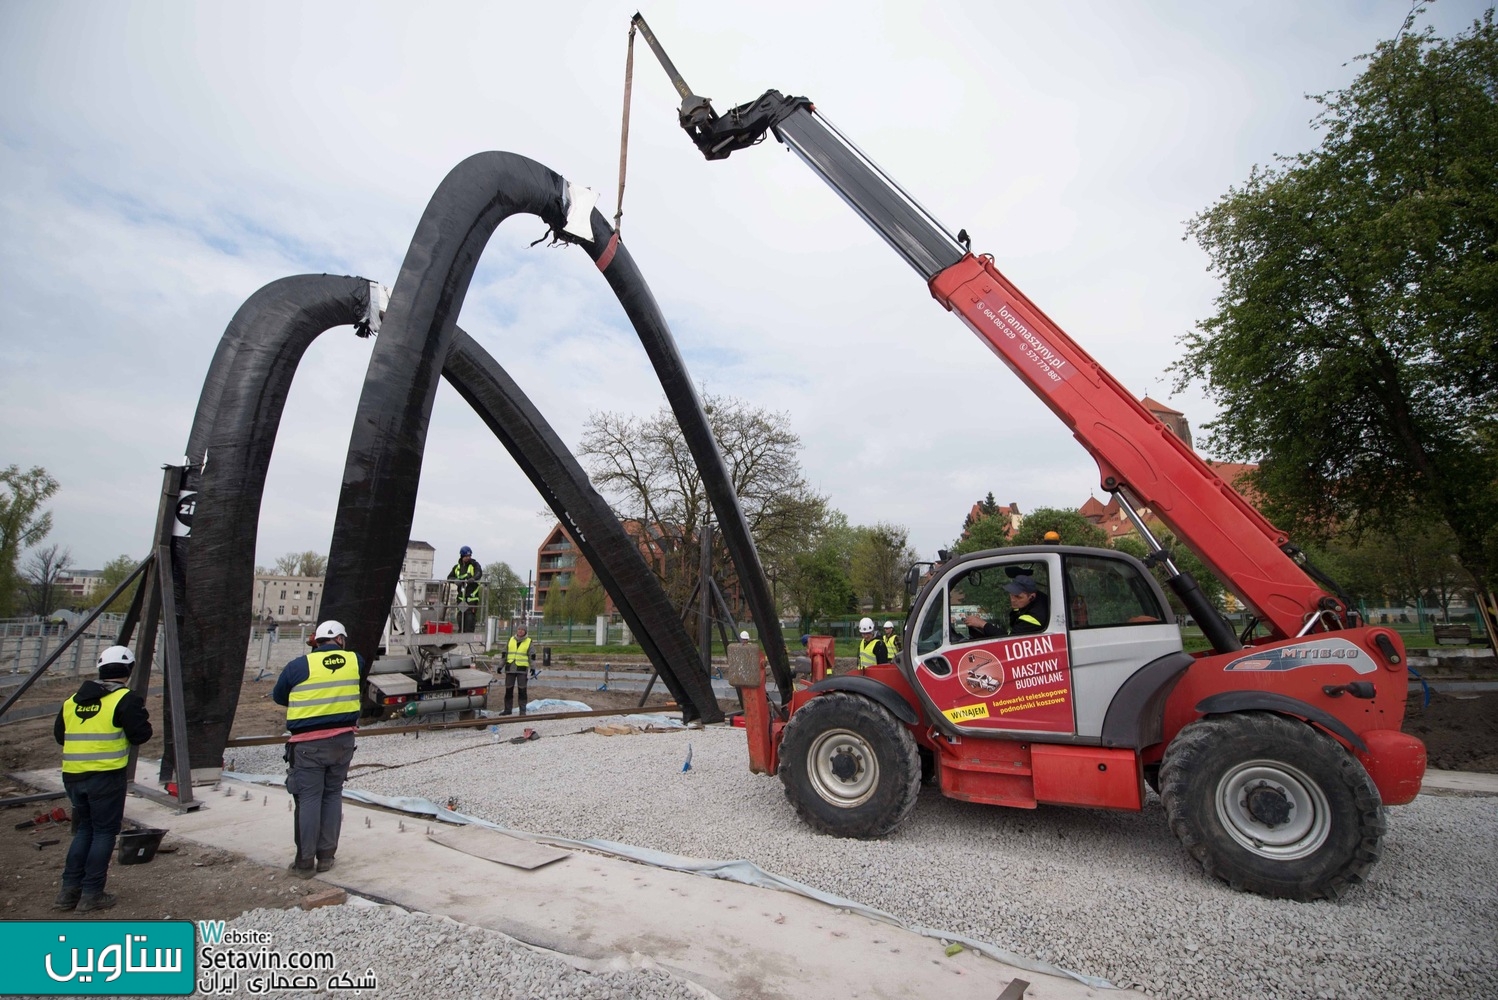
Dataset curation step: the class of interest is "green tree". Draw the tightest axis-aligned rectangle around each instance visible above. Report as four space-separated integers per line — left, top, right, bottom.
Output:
849 522 917 613
97 554 144 614
1176 13 1498 605
544 577 606 625
952 511 1012 556
1112 528 1226 618
1011 507 1109 548
0 465 59 617
783 543 856 632
484 561 525 617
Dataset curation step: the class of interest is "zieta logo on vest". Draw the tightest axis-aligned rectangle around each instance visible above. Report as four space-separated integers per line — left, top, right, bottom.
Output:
74 703 101 718
321 653 348 670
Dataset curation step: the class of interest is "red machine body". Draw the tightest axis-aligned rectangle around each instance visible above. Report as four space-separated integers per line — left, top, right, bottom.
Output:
633 14 1426 899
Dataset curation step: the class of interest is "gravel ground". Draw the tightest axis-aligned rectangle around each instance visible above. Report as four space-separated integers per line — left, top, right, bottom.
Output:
228 715 1498 1000
203 903 711 999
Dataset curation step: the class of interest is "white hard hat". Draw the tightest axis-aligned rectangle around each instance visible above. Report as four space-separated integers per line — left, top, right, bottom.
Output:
97 645 136 670
314 620 347 641
858 617 875 633
739 630 750 640
883 620 895 629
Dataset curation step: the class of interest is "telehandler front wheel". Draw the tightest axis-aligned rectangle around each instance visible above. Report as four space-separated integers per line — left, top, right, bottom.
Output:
1160 711 1385 900
778 692 921 839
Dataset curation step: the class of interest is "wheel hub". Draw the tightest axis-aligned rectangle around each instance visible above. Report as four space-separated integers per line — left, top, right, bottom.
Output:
806 727 880 808
1215 760 1332 861
1244 782 1293 827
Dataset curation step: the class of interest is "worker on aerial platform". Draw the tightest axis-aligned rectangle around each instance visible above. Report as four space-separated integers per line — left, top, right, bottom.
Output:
447 545 483 633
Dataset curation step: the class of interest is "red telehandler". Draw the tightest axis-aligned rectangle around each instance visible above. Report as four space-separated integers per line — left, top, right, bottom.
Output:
631 15 1426 900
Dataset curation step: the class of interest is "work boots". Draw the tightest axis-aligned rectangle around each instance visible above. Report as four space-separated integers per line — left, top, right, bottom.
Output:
288 859 316 880
52 885 82 911
316 856 336 873
75 892 117 913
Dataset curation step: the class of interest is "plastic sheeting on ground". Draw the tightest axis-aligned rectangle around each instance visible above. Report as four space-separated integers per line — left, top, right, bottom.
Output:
221 772 1115 991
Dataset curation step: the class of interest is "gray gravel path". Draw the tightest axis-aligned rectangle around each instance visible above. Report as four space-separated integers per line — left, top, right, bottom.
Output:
208 903 712 999
228 716 1498 1000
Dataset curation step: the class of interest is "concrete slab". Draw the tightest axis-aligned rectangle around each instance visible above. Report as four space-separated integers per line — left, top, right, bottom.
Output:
1421 768 1498 796
16 767 1118 1000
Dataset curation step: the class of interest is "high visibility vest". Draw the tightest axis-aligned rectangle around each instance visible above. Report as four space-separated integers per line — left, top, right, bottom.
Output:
858 637 886 669
61 688 130 774
450 562 480 603
882 630 901 654
286 650 362 723
506 636 532 671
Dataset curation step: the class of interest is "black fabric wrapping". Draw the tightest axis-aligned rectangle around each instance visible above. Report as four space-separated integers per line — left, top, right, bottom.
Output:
173 274 729 771
172 275 375 774
445 333 719 720
569 210 795 703
319 152 727 722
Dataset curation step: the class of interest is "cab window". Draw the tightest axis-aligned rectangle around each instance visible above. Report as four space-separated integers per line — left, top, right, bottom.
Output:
1063 554 1165 629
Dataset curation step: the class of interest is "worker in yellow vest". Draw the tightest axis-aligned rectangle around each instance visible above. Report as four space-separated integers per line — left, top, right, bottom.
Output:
881 620 902 657
52 645 153 913
447 545 483 633
856 617 890 672
501 623 533 716
272 620 365 878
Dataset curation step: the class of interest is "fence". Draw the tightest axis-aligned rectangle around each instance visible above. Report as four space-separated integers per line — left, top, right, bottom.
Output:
0 615 132 678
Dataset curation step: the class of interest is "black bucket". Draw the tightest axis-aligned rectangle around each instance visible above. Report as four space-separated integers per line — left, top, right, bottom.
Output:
117 828 166 865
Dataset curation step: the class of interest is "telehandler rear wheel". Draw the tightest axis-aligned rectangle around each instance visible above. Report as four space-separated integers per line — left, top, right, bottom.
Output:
1160 711 1385 900
778 692 921 838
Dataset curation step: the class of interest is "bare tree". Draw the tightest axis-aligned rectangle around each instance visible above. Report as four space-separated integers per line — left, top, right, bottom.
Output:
273 551 327 576
24 543 72 615
579 394 826 613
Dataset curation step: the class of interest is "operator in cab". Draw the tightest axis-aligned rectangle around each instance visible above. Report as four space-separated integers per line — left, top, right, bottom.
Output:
1006 575 1049 635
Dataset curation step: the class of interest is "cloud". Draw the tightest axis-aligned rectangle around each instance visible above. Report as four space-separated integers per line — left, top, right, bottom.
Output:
1 0 1487 585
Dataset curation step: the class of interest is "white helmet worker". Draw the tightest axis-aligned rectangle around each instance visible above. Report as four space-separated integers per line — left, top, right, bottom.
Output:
314 620 348 642
858 617 875 634
97 645 136 671
882 620 895 629
739 630 750 641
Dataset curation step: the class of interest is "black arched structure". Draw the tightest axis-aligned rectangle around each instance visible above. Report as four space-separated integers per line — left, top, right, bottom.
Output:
170 274 718 774
320 151 792 715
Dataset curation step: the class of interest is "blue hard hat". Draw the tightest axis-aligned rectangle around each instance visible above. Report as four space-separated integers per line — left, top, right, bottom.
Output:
460 545 472 556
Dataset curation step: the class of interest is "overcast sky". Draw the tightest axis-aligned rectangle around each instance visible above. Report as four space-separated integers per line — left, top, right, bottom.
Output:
1 0 1489 585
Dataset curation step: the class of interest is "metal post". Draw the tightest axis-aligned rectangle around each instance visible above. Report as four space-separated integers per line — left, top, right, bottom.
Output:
698 522 713 676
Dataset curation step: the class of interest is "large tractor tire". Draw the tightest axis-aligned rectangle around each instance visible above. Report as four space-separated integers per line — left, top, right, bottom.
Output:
778 692 922 839
1160 712 1385 900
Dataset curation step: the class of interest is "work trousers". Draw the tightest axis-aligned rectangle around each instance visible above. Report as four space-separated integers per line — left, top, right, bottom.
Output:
285 731 356 863
457 604 477 633
62 768 128 895
502 671 527 715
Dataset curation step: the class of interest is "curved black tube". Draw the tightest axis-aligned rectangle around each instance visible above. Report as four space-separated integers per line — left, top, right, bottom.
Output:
320 152 734 720
444 333 714 718
570 210 794 702
178 263 728 771
320 153 568 664
174 274 376 773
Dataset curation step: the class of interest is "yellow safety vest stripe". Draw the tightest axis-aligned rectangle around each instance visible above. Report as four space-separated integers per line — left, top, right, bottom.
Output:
61 688 130 773
287 650 362 721
1019 614 1042 628
506 636 532 669
858 638 884 668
